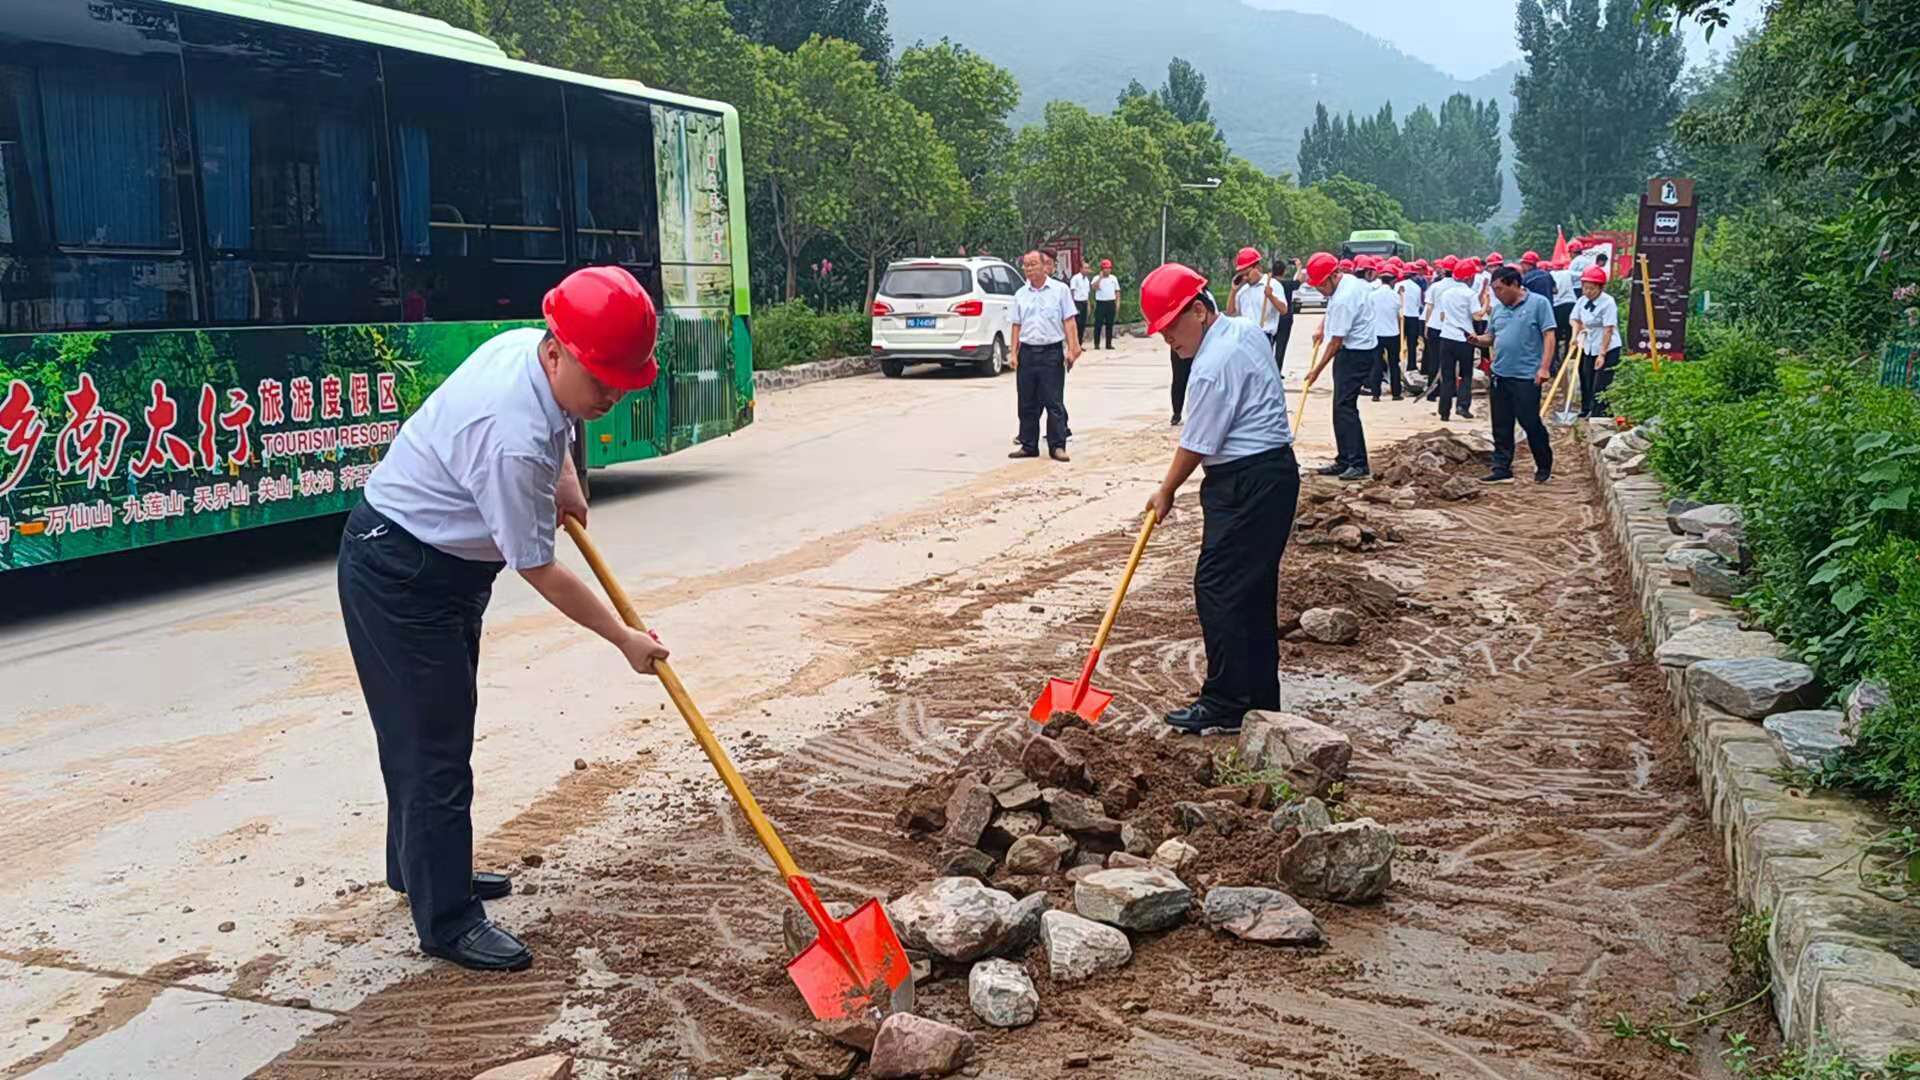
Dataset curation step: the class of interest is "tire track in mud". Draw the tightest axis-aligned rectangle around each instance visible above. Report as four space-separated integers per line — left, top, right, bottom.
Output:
254 434 1738 1080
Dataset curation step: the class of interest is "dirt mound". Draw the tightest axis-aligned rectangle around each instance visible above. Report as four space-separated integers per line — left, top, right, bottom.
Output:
1369 427 1495 501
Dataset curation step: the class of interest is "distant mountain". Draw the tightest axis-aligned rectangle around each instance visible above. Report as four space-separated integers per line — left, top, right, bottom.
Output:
887 0 1522 222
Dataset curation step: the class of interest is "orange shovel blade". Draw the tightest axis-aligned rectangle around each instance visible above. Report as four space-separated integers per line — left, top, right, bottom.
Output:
786 899 915 1022
1027 678 1116 725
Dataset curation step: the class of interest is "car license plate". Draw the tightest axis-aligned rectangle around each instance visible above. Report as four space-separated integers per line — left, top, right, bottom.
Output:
907 316 937 329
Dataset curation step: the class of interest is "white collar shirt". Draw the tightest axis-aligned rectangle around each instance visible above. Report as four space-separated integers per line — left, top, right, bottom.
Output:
1575 291 1619 355
364 327 573 570
1013 277 1076 345
1398 278 1423 317
1179 314 1293 467
1070 273 1090 302
1370 282 1401 337
1321 274 1379 350
1551 269 1577 305
1429 279 1475 342
1093 274 1119 301
1234 275 1282 334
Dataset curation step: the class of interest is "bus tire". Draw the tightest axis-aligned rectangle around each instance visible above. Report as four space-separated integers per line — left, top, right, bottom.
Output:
881 359 905 378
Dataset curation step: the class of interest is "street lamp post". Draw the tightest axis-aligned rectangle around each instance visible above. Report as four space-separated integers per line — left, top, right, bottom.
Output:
1160 177 1223 266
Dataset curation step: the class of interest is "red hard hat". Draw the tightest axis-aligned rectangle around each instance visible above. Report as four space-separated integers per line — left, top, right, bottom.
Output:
1486 252 1504 266
543 266 660 391
1101 259 1113 270
1569 239 1585 252
1522 250 1540 263
1306 252 1340 288
1438 255 1458 269
1337 258 1355 273
1234 246 1262 271
1581 265 1609 285
1453 260 1476 282
1140 263 1209 335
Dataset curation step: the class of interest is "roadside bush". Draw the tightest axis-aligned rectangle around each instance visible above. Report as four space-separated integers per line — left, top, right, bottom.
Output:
752 300 870 371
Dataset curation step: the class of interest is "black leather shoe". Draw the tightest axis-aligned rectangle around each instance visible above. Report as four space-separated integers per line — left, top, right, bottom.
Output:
424 920 532 972
1163 703 1245 734
1008 448 1039 459
389 872 513 902
1315 464 1346 476
1338 467 1371 481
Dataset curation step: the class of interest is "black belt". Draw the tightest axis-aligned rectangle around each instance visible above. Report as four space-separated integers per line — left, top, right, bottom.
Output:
1204 443 1296 477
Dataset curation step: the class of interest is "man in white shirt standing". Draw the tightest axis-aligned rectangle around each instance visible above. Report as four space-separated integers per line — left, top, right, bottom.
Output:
1069 260 1092 347
1425 258 1480 422
1090 260 1121 349
1140 262 1297 734
1369 262 1404 402
1550 258 1578 350
340 266 671 972
1571 265 1620 418
1398 262 1424 376
1303 251 1378 480
1568 239 1594 277
1009 250 1082 461
1227 246 1287 354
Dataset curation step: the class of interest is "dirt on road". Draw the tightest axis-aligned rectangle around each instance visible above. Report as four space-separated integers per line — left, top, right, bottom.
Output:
251 423 1752 1080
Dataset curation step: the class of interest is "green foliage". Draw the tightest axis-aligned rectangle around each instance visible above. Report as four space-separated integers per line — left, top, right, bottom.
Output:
1721 1036 1920 1080
1158 58 1214 129
1311 175 1409 235
1730 908 1773 988
1299 95 1501 226
725 0 892 75
896 41 1020 189
1210 749 1299 801
751 301 868 370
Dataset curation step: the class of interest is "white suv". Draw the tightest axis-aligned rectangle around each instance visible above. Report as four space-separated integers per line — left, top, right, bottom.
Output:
871 257 1021 377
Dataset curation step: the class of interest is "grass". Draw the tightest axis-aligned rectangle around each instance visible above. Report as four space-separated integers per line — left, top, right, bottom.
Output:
1210 748 1300 801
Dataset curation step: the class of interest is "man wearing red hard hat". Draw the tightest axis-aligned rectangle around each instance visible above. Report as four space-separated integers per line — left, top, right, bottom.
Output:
1303 251 1379 479
1225 246 1289 363
338 265 670 973
1090 259 1121 350
1139 263 1298 733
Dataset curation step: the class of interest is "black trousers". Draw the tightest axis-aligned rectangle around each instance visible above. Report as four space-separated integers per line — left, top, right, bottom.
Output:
1553 303 1574 349
1273 316 1294 369
1093 299 1117 348
1370 337 1402 399
1196 445 1300 714
1171 350 1192 419
1580 347 1621 417
1402 317 1423 370
1472 318 1490 365
1075 301 1090 343
1490 375 1554 477
1422 329 1442 383
1436 337 1475 419
1016 343 1068 450
1331 348 1371 471
338 501 503 950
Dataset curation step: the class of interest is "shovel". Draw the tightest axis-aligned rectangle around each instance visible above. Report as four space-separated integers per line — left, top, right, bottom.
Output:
563 518 913 1023
1028 509 1158 724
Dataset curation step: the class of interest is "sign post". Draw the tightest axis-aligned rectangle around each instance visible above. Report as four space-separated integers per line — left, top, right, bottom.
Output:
1627 177 1699 360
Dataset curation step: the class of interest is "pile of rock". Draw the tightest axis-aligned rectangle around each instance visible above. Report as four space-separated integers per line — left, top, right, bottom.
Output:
1601 421 1656 477
1662 501 1752 600
1371 429 1493 502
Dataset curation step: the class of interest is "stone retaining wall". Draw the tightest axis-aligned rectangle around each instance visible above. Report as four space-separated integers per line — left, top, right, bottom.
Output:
1583 422 1920 1063
753 354 878 394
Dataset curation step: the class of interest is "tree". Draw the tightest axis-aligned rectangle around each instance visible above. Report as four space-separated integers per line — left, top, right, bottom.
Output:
1011 102 1169 262
1433 94 1502 224
895 42 1020 189
1312 175 1409 234
726 0 893 74
1511 0 1685 239
1158 58 1214 128
1298 104 1336 186
844 96 969 303
1272 186 1351 257
755 39 869 300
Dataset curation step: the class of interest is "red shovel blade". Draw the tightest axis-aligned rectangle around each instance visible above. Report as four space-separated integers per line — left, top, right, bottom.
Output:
786 899 915 1022
1027 677 1116 725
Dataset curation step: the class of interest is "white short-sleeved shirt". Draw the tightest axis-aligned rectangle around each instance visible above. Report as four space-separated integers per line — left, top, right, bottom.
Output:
1070 272 1090 302
1012 278 1077 345
365 327 572 570
1551 269 1576 306
1180 314 1293 467
1398 278 1423 318
1233 275 1283 334
1428 279 1475 342
1575 291 1620 354
1093 274 1119 301
1570 253 1595 276
1322 274 1379 351
1471 272 1492 315
1370 282 1401 338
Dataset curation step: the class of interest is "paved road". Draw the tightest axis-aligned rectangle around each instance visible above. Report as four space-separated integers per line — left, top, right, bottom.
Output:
0 314 1453 1077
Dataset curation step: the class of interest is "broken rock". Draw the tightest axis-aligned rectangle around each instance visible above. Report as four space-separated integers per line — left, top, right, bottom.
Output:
1039 910 1132 983
1271 796 1333 835
1666 498 1705 534
1202 887 1323 945
1705 527 1750 569
887 877 1017 963
987 768 1043 812
1238 712 1352 798
1299 607 1361 645
1763 710 1852 771
1653 622 1786 668
1021 737 1093 792
1664 545 1720 585
1005 834 1075 876
1074 867 1192 931
990 891 1049 955
968 958 1039 1028
1106 852 1151 869
1173 800 1243 835
938 847 996 881
1846 680 1891 739
1675 503 1742 536
471 1056 573 1080
1276 819 1396 903
1439 476 1481 501
1044 789 1123 840
1152 838 1199 874
983 810 1043 849
783 1030 859 1080
870 1013 975 1079
1121 819 1162 857
1686 658 1820 720
1330 525 1366 551
895 778 954 833
1690 558 1747 600
942 780 996 848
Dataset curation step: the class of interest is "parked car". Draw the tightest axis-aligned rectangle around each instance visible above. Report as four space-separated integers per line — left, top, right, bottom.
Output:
1291 281 1326 310
870 257 1022 377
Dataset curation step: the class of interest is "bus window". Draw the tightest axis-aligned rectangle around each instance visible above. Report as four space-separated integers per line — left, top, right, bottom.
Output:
180 14 394 326
566 87 659 270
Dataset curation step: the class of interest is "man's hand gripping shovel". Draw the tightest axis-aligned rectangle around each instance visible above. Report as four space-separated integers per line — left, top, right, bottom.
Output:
564 518 913 1023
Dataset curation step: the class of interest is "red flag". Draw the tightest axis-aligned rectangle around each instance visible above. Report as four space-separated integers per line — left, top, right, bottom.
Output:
1551 226 1570 267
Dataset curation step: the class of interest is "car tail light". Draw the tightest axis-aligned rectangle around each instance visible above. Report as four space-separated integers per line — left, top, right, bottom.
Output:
871 301 893 317
950 299 984 317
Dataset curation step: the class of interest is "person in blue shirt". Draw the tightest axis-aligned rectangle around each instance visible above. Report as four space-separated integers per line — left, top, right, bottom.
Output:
1520 251 1555 302
1468 265 1558 484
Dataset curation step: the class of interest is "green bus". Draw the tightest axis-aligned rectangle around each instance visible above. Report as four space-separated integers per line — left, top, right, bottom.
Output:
0 0 753 572
1340 229 1413 262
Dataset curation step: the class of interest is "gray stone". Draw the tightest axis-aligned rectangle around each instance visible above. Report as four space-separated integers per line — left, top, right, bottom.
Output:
1602 431 1647 462
783 1030 859 1080
1173 800 1244 834
1664 545 1721 585
1845 680 1891 739
1763 710 1852 771
1064 864 1102 883
1201 886 1323 945
1676 503 1743 536
1616 453 1648 475
942 781 996 848
784 901 857 959
1005 834 1074 876
1021 737 1093 792
1329 525 1366 551
1705 527 1750 568
1074 867 1192 931
1299 606 1361 644
1152 838 1200 874
1038 910 1132 983
1653 622 1787 668
1120 819 1162 857
887 877 1018 962
938 847 996 880
1106 852 1150 869
983 810 1043 849
1276 819 1397 903
1690 558 1748 600
1666 498 1705 534
1687 658 1820 720
987 768 1044 812
1043 789 1123 839
1237 712 1352 798
869 1013 975 1079
967 958 1039 1028
1271 796 1333 835
990 892 1048 955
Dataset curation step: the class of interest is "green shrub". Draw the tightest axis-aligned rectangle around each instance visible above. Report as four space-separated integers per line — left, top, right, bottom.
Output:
752 300 870 371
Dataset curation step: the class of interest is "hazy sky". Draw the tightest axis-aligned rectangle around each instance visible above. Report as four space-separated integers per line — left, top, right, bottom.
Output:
1242 0 1765 79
